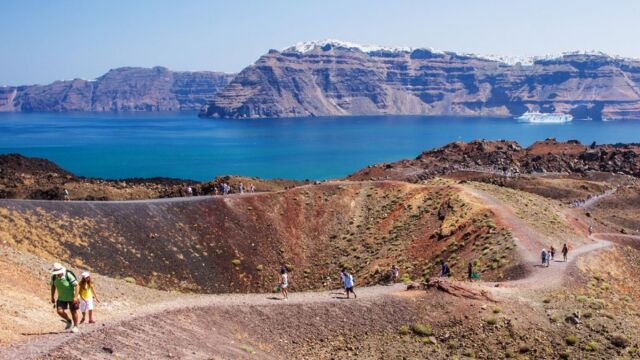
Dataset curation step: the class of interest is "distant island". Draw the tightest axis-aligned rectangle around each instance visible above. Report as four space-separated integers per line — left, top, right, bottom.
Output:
3 40 640 120
0 66 233 112
200 40 640 120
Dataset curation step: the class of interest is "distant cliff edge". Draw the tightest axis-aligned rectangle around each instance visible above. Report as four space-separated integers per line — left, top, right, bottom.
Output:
0 67 234 112
200 40 640 120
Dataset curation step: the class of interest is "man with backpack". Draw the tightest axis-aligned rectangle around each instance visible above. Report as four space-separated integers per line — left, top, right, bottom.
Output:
50 263 80 333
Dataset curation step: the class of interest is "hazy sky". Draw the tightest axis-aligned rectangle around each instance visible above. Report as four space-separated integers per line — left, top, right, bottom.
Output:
1 0 639 85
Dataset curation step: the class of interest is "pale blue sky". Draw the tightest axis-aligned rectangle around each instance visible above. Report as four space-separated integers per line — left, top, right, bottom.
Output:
1 0 638 85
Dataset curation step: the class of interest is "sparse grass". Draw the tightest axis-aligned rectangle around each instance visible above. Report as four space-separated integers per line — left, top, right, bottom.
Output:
565 335 578 346
239 344 256 355
584 341 598 352
123 276 136 284
485 317 497 325
411 323 433 337
398 325 410 335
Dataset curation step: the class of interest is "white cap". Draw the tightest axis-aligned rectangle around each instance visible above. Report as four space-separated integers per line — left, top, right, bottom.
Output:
81 271 90 279
51 263 66 275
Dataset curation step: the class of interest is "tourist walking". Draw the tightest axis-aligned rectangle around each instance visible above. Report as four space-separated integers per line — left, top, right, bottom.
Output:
63 189 70 201
440 261 451 277
390 265 399 283
541 249 548 267
50 263 80 333
279 266 289 300
468 262 473 280
341 269 357 299
588 225 593 236
550 246 556 261
187 186 193 196
249 184 255 193
562 243 569 262
78 272 100 324
239 182 244 194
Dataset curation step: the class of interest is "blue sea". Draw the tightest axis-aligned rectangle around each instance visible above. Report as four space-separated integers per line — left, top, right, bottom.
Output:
1 112 639 181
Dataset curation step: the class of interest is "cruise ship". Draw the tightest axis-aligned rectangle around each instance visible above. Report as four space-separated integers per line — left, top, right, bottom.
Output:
516 111 574 123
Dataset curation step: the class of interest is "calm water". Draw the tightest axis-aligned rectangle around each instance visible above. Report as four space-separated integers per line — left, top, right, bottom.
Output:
1 112 639 180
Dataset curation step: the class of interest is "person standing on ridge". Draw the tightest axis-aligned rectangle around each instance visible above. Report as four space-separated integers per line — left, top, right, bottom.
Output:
50 263 80 333
562 244 569 262
341 269 357 299
468 262 473 280
279 266 289 300
541 249 548 267
239 182 244 194
390 265 399 284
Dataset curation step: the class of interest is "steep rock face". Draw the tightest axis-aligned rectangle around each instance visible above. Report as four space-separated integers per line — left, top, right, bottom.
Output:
0 67 233 112
201 41 640 119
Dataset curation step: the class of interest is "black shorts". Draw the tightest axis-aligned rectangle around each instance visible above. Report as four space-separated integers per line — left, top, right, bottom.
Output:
56 300 79 311
346 287 354 292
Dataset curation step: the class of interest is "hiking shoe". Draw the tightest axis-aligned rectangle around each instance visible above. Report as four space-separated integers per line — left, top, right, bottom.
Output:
71 326 79 333
64 320 73 330
88 320 96 324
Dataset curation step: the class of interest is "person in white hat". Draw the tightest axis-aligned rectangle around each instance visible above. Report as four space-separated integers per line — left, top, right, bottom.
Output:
78 272 100 324
50 262 80 333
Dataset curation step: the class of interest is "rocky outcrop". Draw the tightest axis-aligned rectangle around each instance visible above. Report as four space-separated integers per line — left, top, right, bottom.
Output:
201 40 640 120
348 139 640 181
0 67 234 112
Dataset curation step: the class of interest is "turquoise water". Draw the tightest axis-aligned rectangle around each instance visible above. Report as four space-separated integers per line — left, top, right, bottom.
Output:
1 112 639 180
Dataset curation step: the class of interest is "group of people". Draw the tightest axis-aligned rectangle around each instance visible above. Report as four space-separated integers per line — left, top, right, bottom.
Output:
211 182 256 196
50 263 99 334
541 244 569 266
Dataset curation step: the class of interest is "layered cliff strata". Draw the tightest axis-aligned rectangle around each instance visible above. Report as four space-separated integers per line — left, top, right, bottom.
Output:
201 40 640 120
0 67 234 112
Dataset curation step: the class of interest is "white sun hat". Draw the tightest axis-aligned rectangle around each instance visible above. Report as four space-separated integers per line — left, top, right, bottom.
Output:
51 262 66 275
81 271 90 279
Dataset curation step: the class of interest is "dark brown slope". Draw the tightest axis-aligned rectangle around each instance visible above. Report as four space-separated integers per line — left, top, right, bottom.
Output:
201 42 640 119
0 67 234 112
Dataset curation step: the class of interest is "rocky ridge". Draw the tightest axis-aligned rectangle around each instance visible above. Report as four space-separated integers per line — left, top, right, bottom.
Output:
349 139 640 181
0 67 234 112
201 40 640 119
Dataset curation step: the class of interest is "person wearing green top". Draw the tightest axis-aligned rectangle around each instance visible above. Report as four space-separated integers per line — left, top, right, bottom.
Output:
50 263 80 333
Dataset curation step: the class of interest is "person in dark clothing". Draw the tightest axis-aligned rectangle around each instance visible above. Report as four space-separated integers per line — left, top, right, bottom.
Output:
440 261 451 277
550 246 556 261
467 262 473 280
562 244 569 262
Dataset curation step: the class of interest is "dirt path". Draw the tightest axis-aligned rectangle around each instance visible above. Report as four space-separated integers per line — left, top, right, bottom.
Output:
457 184 613 290
0 284 405 360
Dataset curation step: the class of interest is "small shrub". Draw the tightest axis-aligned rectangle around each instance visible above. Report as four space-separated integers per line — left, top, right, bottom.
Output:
559 351 570 360
239 345 256 355
518 345 531 354
398 325 410 335
584 341 598 352
256 264 264 271
231 259 241 266
576 295 588 303
565 335 578 346
504 349 515 358
600 283 610 291
610 334 628 348
493 307 502 314
411 323 433 337
542 298 551 304
123 276 136 284
485 317 497 325
303 268 311 275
